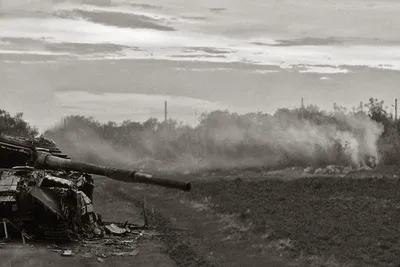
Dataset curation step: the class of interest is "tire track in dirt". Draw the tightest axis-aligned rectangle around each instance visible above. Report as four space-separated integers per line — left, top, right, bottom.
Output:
111 181 293 267
98 177 217 267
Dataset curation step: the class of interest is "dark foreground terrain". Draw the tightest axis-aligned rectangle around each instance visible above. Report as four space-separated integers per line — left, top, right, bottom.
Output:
2 170 400 267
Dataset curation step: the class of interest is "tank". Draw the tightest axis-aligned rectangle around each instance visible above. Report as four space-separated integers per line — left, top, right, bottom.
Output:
0 134 191 241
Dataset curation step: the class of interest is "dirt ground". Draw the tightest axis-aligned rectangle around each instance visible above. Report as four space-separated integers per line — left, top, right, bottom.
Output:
2 168 400 267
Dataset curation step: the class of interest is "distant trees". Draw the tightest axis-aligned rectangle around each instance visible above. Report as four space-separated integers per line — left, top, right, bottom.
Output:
0 109 38 137
360 98 400 164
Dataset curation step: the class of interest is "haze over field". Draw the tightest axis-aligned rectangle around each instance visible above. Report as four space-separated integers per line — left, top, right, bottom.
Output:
1 0 400 131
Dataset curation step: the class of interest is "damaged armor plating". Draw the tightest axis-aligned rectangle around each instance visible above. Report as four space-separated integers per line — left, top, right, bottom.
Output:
0 167 97 240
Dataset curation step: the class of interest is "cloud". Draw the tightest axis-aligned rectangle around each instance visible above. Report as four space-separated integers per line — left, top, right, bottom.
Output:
298 66 349 74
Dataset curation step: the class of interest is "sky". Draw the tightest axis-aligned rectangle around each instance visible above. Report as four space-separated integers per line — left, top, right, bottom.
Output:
1 0 400 132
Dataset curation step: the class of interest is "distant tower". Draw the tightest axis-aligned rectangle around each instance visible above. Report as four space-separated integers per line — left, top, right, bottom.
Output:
164 101 167 123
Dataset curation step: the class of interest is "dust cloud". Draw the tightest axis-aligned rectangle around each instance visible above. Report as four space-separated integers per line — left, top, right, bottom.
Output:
45 107 384 174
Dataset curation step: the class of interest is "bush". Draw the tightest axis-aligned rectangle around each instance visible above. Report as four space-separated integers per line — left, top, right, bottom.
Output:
0 109 38 138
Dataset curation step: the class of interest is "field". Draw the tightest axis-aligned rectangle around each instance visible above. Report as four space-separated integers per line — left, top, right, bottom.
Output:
2 167 400 267
155 170 400 267
185 175 400 266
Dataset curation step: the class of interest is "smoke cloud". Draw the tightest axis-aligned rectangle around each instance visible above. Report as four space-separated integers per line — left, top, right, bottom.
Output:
44 107 384 174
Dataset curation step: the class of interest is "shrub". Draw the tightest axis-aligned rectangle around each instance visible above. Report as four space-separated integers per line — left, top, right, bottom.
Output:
0 109 38 138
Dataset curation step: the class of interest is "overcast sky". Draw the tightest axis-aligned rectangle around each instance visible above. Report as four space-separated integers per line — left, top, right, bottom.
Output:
1 0 400 132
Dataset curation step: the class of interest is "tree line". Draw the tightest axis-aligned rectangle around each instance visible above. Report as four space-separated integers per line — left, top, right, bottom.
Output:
1 98 399 171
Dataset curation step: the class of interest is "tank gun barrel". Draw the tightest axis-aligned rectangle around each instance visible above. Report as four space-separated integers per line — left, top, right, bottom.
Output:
34 151 191 191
